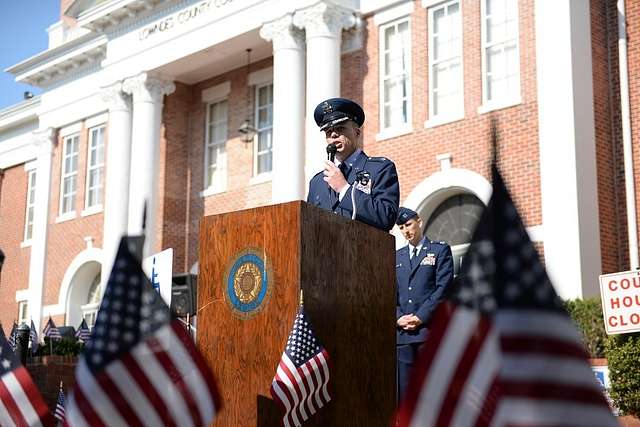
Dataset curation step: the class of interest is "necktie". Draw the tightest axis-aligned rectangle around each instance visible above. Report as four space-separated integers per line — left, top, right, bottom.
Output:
339 162 348 178
410 247 418 268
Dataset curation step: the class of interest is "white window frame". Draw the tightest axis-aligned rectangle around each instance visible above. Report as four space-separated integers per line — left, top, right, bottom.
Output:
479 0 521 113
23 169 37 243
18 301 28 326
425 0 464 128
377 17 413 141
59 133 79 218
83 125 105 214
253 82 273 180
81 275 101 329
203 99 228 195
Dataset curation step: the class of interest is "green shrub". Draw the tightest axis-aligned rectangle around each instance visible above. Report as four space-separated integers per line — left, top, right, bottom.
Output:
606 333 640 416
37 337 85 356
564 297 607 358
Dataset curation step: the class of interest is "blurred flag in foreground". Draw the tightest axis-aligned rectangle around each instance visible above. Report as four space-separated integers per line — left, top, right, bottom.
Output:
0 327 53 426
65 237 220 426
396 165 617 427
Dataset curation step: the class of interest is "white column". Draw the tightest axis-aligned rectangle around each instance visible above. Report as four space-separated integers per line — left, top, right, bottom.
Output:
28 128 56 333
261 15 306 203
101 82 132 286
535 0 601 299
294 2 356 184
122 73 175 256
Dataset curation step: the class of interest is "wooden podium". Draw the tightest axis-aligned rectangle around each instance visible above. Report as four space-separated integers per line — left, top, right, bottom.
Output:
197 201 396 426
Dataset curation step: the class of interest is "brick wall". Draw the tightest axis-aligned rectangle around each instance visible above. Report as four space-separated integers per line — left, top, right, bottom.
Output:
162 58 274 270
45 122 105 309
0 164 31 334
27 355 77 413
361 0 541 228
627 0 640 269
591 0 626 274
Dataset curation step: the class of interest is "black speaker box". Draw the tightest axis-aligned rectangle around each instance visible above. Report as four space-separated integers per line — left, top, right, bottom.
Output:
170 273 197 318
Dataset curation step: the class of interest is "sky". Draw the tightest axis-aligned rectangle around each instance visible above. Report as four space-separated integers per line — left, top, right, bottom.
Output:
0 1 60 110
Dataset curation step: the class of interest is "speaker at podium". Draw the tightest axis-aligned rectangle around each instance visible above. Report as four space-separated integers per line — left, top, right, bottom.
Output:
170 273 197 318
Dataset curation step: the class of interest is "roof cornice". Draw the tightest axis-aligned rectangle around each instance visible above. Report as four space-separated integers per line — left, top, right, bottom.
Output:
5 34 107 88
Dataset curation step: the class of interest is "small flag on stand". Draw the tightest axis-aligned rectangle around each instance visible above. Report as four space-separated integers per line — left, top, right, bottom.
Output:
64 237 220 426
29 320 38 355
7 323 17 352
74 319 91 343
396 164 618 427
54 382 65 424
270 305 331 427
0 327 54 426
43 317 61 341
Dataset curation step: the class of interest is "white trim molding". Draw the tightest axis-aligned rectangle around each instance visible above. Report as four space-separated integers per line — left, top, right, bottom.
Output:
48 247 103 323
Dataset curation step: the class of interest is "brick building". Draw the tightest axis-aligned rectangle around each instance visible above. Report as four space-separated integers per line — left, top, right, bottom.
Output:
0 0 638 335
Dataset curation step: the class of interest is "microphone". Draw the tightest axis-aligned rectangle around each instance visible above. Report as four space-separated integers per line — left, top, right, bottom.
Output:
326 144 337 162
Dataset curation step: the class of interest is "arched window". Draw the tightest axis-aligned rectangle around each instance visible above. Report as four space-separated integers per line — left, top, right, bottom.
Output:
80 273 101 328
423 193 484 274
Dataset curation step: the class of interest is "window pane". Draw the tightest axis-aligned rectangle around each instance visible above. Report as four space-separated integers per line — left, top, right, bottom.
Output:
258 152 272 174
258 131 272 151
208 145 218 167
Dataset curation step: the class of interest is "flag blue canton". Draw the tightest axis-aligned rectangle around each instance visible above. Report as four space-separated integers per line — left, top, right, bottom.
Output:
75 319 91 343
83 239 169 372
29 319 38 354
284 311 322 367
7 323 17 352
43 317 62 340
453 167 565 314
0 328 20 374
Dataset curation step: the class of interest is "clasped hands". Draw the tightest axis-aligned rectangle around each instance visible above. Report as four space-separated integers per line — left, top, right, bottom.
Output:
323 160 349 194
397 314 422 331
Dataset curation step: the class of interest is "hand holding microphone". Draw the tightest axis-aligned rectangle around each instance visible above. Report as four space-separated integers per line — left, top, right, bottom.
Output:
323 143 348 193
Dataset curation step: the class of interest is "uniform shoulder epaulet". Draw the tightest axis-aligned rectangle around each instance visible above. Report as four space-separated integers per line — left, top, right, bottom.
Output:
430 240 447 245
367 156 389 162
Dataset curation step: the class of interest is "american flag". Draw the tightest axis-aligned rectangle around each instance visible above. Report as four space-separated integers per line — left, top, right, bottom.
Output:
29 320 38 355
43 318 61 341
54 386 65 423
396 165 618 427
7 323 17 353
0 327 54 426
270 307 331 427
64 237 220 426
74 320 90 344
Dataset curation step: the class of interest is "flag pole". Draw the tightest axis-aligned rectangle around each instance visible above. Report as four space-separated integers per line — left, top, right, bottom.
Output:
299 289 304 307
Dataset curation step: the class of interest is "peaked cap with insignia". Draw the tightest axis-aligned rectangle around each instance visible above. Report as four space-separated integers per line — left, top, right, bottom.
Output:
314 98 365 131
396 207 418 225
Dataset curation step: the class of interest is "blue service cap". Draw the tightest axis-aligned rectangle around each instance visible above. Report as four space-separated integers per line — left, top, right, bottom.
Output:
314 98 365 131
396 207 418 225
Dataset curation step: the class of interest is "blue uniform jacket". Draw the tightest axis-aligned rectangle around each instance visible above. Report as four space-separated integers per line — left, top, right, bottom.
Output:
396 240 453 344
306 151 399 231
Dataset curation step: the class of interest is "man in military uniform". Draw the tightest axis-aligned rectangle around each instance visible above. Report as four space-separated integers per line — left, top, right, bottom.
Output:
307 98 399 232
395 207 453 401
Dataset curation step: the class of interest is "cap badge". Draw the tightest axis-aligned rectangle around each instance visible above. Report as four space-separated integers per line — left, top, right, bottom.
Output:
322 101 333 114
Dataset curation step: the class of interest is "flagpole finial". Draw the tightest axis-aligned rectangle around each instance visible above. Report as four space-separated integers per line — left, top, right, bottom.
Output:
299 289 304 307
59 381 63 389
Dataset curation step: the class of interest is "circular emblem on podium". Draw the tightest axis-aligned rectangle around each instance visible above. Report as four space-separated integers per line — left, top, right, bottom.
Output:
225 248 272 319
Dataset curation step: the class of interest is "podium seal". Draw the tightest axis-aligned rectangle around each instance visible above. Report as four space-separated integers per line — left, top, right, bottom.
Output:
224 248 272 319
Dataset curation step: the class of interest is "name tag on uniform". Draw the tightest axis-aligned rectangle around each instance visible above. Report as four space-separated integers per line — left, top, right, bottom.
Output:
421 254 436 266
354 180 372 194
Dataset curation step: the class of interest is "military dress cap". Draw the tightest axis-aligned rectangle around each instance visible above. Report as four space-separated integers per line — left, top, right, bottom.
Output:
396 207 418 225
314 98 365 131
